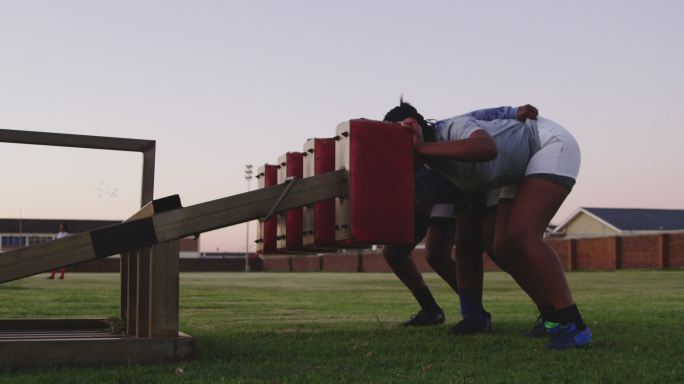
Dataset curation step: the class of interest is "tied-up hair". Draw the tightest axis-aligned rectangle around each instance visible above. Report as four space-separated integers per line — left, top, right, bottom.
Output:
383 97 436 142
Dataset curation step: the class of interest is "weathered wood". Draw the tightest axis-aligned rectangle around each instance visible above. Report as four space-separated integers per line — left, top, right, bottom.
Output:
149 240 180 337
0 128 154 152
120 252 130 323
0 233 95 283
0 318 111 330
154 169 348 243
0 196 180 284
125 250 139 337
136 247 152 338
0 171 346 284
122 142 157 329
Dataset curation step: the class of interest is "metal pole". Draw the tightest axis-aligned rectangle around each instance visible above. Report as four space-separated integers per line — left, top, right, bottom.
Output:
244 164 253 272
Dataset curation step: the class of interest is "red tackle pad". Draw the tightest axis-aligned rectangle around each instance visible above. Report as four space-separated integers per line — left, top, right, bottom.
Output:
276 152 304 251
256 164 278 254
302 138 336 248
334 119 414 246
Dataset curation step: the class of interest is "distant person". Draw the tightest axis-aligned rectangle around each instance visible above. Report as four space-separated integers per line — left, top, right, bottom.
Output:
48 223 69 280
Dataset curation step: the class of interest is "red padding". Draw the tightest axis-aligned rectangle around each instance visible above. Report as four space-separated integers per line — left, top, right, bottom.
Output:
262 164 278 253
285 152 304 250
346 119 414 245
313 138 336 246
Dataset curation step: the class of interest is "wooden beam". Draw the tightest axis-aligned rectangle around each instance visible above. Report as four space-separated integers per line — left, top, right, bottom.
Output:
0 318 111 330
0 128 154 152
0 196 181 284
0 171 347 284
0 332 193 368
153 169 348 243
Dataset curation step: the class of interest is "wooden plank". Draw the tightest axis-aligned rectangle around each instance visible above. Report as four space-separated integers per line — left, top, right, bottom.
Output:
0 171 347 284
136 247 151 338
0 128 154 152
126 250 139 337
153 169 348 243
0 333 194 368
120 252 129 322
0 318 111 330
149 240 180 337
0 196 180 284
0 233 96 283
122 142 156 330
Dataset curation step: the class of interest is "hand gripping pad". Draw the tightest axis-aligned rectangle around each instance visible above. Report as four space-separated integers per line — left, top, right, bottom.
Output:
334 119 414 245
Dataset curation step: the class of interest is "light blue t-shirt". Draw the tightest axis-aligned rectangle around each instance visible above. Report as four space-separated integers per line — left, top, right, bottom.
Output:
431 114 540 191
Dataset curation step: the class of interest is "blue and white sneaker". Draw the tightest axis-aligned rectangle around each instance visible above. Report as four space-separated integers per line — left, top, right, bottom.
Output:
545 323 592 350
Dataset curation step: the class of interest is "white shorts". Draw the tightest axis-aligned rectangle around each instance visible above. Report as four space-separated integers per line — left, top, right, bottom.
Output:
486 117 581 207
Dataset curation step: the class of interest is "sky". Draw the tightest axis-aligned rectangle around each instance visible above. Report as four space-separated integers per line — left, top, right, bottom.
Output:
1 1 683 252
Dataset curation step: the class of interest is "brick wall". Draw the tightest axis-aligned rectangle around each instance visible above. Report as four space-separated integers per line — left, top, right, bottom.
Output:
261 256 291 272
360 253 393 273
67 232 684 274
321 254 359 272
575 237 617 270
668 233 684 268
291 255 322 272
619 235 660 269
547 239 574 270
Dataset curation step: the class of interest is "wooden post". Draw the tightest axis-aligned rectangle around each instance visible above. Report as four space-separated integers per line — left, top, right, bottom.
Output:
120 253 129 321
136 247 152 338
125 250 138 337
122 143 156 334
149 240 180 337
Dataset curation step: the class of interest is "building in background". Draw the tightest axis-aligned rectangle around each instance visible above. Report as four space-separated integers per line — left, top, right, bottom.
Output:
553 208 684 238
0 218 200 257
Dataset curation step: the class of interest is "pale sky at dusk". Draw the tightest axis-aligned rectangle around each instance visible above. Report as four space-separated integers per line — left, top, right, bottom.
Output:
1 1 683 252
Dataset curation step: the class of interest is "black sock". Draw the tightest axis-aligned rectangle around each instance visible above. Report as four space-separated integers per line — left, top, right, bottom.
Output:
413 286 441 313
556 304 586 330
539 304 559 323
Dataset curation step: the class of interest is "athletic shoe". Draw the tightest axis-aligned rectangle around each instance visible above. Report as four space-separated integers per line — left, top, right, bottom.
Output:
526 314 560 338
401 309 445 327
449 311 492 336
545 323 592 350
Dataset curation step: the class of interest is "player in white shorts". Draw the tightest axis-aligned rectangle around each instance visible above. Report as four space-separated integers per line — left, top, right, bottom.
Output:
396 100 592 350
383 101 538 333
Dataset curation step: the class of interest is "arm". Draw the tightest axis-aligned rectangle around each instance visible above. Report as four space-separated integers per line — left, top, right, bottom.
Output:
464 104 539 121
401 119 498 162
463 106 518 121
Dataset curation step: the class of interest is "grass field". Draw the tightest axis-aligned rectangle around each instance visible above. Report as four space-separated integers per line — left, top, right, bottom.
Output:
0 271 683 383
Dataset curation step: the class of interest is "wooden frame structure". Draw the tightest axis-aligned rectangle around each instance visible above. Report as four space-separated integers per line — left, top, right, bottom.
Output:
0 129 193 367
0 119 411 368
0 127 350 368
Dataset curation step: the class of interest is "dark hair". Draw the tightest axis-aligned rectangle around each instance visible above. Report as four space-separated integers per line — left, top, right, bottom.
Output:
60 223 69 232
383 98 436 142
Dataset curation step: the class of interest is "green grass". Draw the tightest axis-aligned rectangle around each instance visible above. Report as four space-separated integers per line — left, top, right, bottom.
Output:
1 271 683 383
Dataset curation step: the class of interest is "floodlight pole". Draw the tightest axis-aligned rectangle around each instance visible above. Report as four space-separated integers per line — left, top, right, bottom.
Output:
244 164 253 272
